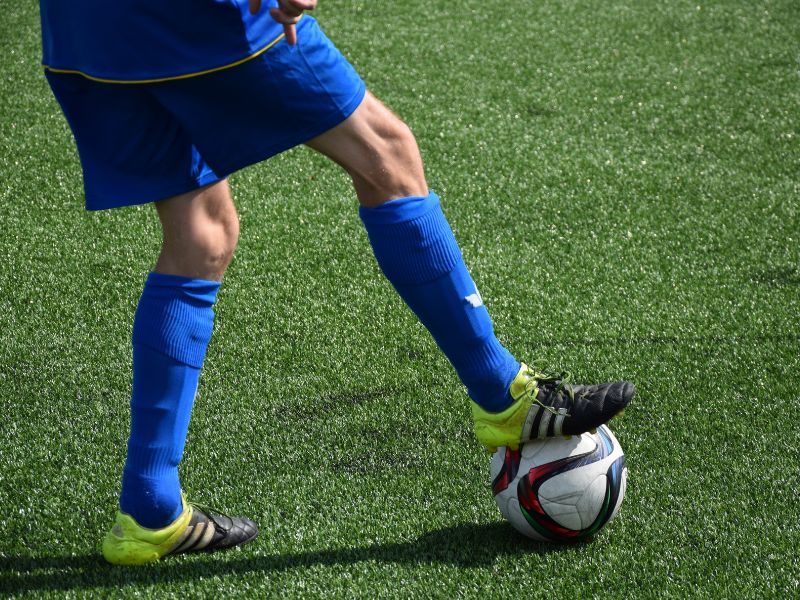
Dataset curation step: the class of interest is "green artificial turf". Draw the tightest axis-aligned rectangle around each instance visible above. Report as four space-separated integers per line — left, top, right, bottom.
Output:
1 0 799 597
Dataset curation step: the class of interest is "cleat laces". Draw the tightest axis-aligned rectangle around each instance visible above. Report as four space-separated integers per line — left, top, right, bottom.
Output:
525 363 574 418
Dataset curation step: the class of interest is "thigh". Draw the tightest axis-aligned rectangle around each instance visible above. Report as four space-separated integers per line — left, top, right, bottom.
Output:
149 16 367 177
46 71 222 210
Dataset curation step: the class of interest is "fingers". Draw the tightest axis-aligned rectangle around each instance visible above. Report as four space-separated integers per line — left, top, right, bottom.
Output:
246 0 318 41
285 23 297 46
269 1 316 46
256 0 316 18
283 0 317 12
269 8 299 45
272 0 316 20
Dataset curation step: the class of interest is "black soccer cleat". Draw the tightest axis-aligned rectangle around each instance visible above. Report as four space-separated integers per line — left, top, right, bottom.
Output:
548 380 634 437
165 504 259 556
472 363 635 451
103 496 259 565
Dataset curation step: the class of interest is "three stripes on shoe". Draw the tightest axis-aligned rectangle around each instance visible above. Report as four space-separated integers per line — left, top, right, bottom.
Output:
166 510 219 555
523 404 570 440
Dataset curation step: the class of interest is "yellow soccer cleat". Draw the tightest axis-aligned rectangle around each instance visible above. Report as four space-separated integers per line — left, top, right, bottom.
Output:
102 496 258 565
472 363 634 452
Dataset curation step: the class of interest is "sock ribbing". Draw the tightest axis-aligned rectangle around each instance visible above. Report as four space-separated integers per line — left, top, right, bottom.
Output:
131 272 220 368
359 193 460 284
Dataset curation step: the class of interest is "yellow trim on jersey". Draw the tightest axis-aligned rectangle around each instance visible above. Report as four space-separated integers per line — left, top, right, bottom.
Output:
44 32 287 84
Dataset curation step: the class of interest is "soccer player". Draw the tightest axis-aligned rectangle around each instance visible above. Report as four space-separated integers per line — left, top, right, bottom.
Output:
40 0 634 565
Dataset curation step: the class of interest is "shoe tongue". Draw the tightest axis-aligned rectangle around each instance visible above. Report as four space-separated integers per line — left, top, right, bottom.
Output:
509 363 533 399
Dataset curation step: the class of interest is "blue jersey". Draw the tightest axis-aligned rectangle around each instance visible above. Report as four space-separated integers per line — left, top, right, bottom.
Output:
40 0 285 82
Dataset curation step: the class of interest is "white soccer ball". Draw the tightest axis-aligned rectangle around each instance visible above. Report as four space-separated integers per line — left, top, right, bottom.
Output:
489 424 627 541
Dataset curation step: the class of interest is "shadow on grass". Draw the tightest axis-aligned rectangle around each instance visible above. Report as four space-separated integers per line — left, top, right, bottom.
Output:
751 266 800 286
1 521 574 594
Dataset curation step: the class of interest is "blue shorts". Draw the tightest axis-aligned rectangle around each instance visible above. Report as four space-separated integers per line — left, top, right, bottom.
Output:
46 17 366 210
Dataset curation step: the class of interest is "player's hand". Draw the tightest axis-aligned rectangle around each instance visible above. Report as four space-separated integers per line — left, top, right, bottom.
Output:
249 0 317 46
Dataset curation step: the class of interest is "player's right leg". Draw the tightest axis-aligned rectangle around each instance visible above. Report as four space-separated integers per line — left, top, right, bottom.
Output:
103 181 257 566
45 72 257 565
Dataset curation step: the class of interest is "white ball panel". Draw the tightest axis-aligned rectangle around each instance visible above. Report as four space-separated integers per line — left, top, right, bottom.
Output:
606 467 628 525
539 498 582 530
495 488 512 521
575 473 608 528
489 447 506 481
538 463 600 504
521 434 596 465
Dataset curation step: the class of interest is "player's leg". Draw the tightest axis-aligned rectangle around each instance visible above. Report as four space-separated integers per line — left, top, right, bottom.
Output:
120 180 236 527
306 92 519 412
45 71 257 564
307 93 635 451
106 181 257 564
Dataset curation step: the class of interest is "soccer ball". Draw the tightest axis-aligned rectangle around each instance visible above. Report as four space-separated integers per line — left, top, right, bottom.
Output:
489 425 627 542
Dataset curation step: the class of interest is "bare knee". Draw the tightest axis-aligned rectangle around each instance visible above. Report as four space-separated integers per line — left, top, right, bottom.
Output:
307 93 428 206
345 98 428 204
190 208 239 276
155 181 239 281
364 117 422 187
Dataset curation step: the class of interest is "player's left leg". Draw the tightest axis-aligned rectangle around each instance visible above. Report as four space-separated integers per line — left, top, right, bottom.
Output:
307 92 519 412
307 93 635 451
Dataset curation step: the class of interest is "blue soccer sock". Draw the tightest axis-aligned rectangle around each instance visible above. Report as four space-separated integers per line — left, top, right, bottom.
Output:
359 191 519 412
119 272 220 529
